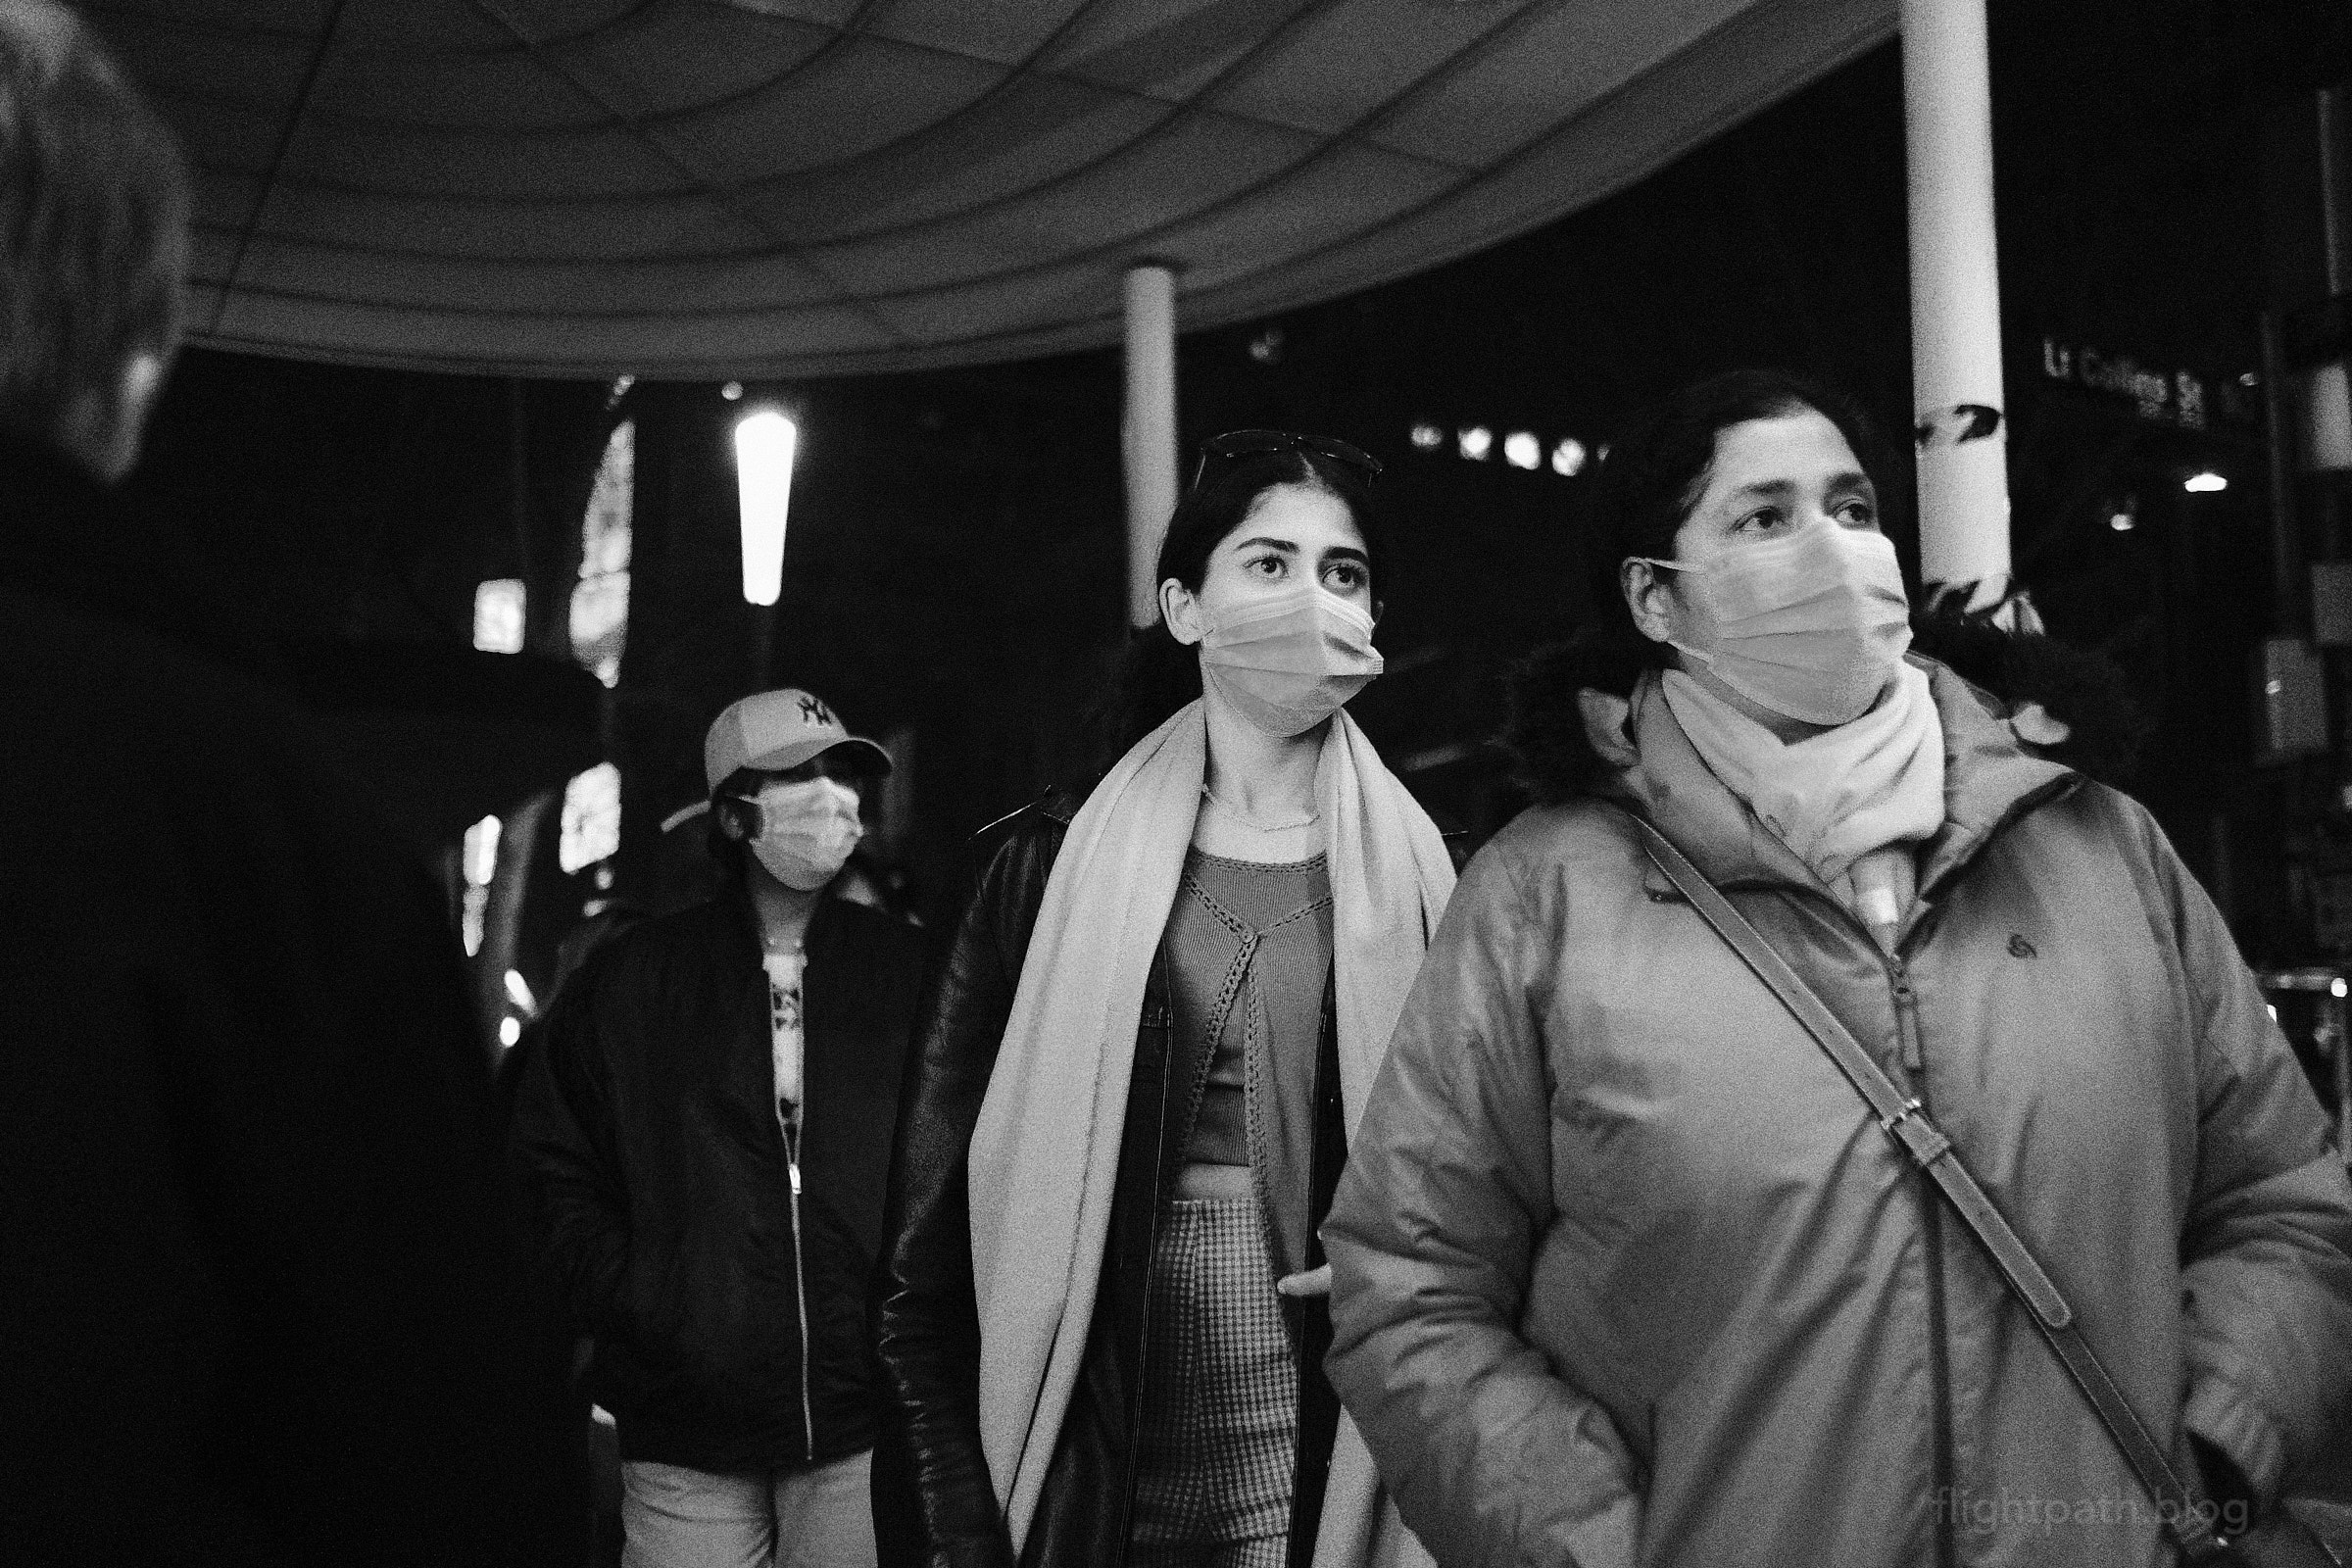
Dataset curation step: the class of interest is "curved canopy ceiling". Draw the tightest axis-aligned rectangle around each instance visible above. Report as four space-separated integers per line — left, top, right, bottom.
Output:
91 0 1893 380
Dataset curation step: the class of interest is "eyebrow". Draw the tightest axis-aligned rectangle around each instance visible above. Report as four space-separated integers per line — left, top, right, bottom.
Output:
1724 470 1876 502
1229 535 1371 565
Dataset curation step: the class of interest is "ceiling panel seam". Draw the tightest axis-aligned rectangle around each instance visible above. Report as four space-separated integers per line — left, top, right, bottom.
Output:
466 0 910 347
208 0 353 337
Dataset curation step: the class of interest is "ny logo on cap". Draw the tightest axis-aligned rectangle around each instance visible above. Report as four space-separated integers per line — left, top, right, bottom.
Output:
799 695 834 727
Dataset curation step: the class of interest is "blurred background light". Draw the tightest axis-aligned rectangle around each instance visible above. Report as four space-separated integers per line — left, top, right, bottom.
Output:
471 579 524 655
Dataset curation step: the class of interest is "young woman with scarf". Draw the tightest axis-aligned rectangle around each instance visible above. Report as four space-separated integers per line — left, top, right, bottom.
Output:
1320 371 2352 1568
872 432 1456 1568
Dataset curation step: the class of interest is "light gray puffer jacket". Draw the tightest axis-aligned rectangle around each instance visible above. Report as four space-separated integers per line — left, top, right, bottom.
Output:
1325 662 2352 1568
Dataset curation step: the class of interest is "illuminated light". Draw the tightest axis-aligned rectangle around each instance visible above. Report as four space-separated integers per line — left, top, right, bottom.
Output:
572 420 633 688
2267 1004 2278 1021
504 969 535 1010
1409 422 1444 451
560 761 623 873
1502 432 1542 470
463 815 502 888
2334 977 2348 999
472 579 525 655
2182 470 2227 493
734 411 798 607
462 888 488 957
1551 438 1589 476
499 1015 522 1048
461 817 502 958
1248 326 1284 365
2109 512 2134 531
1457 425 1493 462
721 380 744 401
595 864 615 891
605 373 634 411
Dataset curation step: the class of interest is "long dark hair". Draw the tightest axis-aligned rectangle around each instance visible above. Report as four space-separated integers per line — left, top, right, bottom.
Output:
1504 368 1886 800
1091 446 1383 767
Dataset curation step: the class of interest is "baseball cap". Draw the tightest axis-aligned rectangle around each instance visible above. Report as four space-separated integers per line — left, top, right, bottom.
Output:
703 688 893 793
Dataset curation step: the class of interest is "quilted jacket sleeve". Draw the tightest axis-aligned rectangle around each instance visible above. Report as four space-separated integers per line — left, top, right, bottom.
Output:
1323 836 1644 1568
2143 807 2352 1503
870 813 1061 1568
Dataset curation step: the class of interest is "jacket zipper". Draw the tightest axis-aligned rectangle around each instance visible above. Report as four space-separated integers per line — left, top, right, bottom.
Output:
779 1107 815 1463
1886 951 1956 1568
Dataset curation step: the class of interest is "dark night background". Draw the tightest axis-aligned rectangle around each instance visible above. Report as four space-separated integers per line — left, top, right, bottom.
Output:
104 0 2352 994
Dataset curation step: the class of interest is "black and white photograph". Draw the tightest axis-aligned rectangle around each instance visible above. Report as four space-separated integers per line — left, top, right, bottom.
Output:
3 2 2350 1564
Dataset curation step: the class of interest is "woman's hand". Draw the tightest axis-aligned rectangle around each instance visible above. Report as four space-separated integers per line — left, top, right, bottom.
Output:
1276 1263 1332 1298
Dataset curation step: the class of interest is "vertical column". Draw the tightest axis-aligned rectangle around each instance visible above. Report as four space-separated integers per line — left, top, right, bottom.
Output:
1902 0 2016 615
1123 262 1179 628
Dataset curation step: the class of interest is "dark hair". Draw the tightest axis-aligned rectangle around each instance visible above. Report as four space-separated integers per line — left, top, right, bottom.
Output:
0 1 191 461
1091 445 1383 765
1583 368 1886 683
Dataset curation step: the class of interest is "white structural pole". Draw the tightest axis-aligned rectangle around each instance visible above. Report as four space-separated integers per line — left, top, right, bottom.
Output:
1902 0 2013 610
1123 263 1179 628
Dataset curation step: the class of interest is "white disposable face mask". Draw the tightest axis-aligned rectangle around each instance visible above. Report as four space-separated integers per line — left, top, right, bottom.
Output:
1639 520 1912 726
740 776 863 891
1198 583 1384 737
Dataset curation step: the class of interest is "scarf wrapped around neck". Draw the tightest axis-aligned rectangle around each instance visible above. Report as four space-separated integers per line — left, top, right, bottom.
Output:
967 699 1454 1564
1659 661 1944 934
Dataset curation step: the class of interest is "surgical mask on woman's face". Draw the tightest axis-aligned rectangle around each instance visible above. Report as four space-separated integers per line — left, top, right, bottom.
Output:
1198 583 1385 738
1639 520 1912 726
739 777 863 891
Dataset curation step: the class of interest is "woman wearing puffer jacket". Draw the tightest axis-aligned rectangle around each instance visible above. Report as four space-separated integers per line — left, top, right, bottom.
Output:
1323 369 2352 1568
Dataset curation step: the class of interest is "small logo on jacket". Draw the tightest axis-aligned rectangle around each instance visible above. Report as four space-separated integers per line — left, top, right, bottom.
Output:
2008 933 2037 958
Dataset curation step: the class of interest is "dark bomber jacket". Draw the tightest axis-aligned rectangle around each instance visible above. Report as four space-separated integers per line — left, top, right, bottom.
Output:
512 886 924 1471
870 787 1467 1568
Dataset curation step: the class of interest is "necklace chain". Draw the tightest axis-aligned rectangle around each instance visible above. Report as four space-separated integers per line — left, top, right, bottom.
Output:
1200 784 1318 833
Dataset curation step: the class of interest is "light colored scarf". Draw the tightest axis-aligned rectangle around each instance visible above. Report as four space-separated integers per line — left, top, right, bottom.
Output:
1660 662 1944 933
967 699 1453 1564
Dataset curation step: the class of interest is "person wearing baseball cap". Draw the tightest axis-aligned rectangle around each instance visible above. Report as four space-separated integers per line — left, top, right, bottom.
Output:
513 687 923 1568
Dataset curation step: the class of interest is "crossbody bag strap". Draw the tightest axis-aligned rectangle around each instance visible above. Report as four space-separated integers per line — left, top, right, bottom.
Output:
1624 811 2233 1563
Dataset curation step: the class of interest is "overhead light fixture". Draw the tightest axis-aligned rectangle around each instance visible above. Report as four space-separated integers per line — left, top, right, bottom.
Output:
1409 421 1444 450
1502 432 1541 469
2183 469 2227 493
1550 438 1588 477
720 380 744 401
1458 425 1493 461
734 410 798 606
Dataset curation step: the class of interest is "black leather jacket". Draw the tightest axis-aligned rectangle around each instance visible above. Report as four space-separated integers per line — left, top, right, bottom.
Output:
513 887 924 1472
874 787 1450 1568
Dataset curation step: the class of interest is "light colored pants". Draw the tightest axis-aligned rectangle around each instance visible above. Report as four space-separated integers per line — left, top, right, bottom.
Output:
620 1451 877 1568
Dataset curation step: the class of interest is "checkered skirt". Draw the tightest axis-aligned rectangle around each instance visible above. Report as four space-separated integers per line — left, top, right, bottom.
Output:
1129 1196 1298 1561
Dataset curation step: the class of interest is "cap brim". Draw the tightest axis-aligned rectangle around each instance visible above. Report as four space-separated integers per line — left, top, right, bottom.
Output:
740 734 894 777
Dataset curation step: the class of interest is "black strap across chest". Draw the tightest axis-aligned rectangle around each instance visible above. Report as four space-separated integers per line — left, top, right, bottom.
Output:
1625 810 2234 1563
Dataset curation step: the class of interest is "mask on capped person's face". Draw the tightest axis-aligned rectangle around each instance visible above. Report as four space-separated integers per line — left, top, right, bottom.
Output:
1638 520 1911 727
1198 583 1384 737
741 776 863 890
